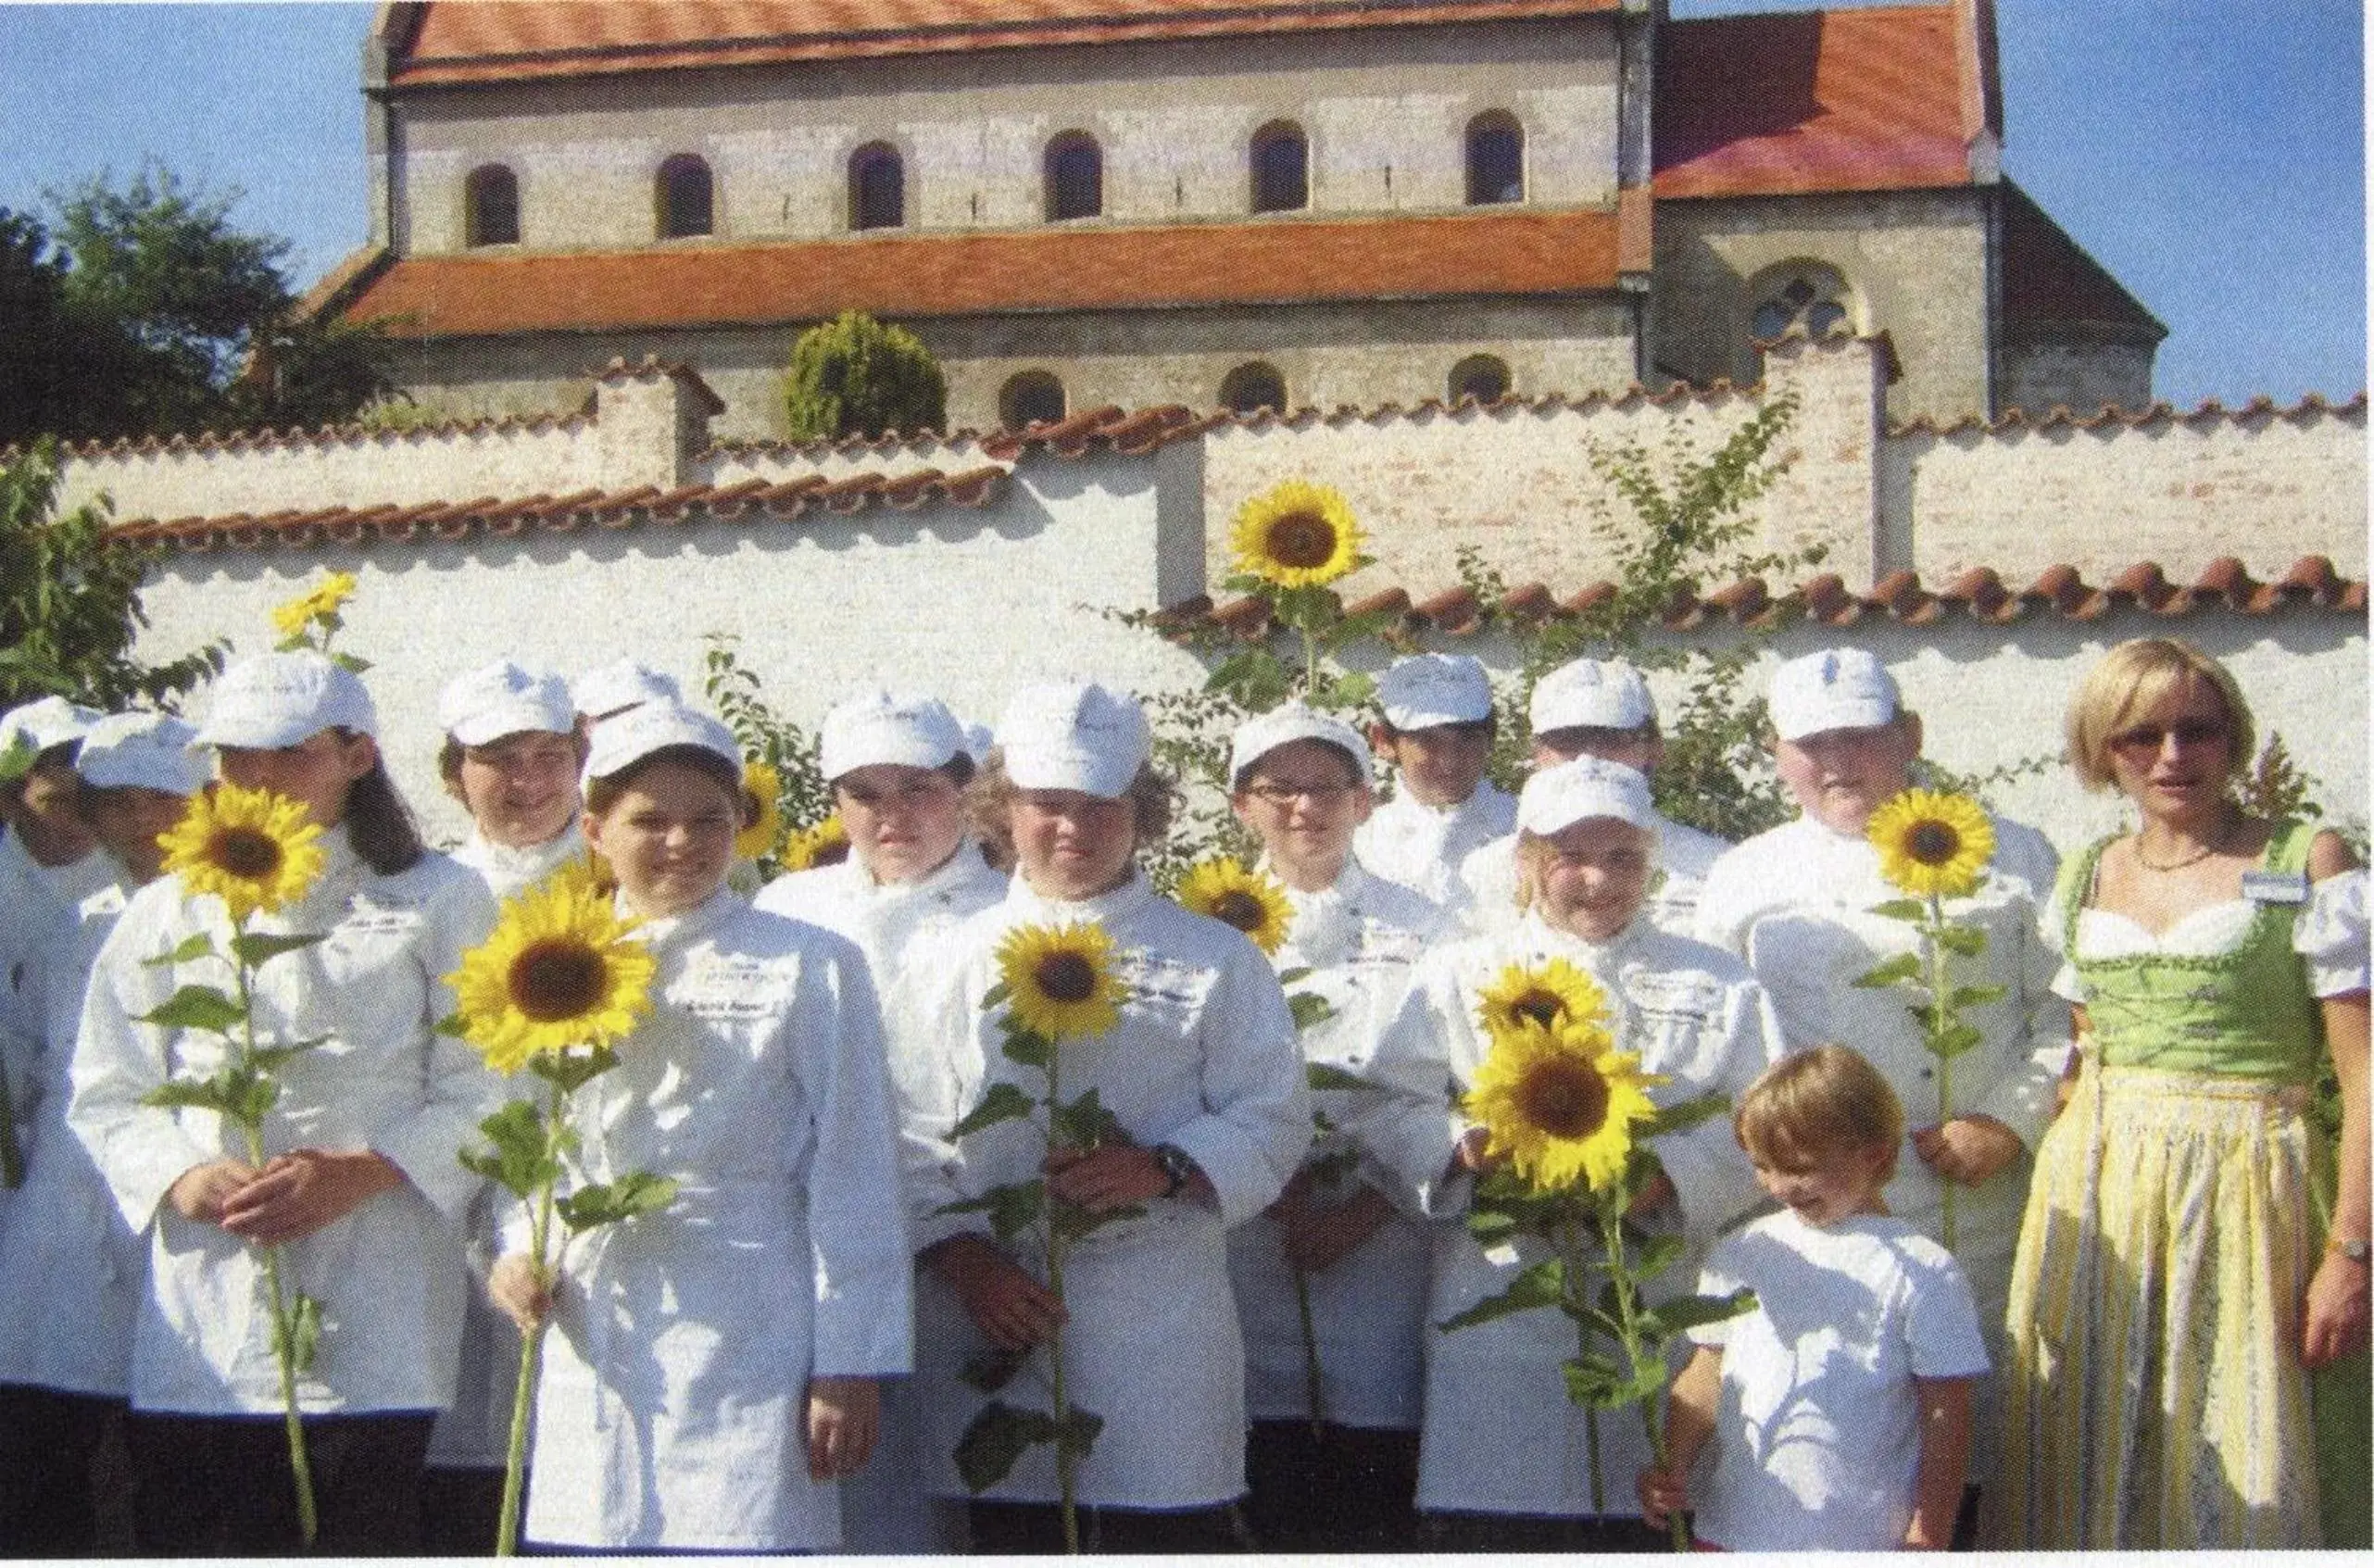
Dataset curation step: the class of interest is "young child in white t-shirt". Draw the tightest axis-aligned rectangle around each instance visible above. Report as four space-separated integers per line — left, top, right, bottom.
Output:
1639 1046 1987 1551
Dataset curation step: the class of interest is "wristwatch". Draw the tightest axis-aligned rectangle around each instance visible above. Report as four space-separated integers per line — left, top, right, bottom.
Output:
1152 1143 1199 1198
2332 1236 2371 1264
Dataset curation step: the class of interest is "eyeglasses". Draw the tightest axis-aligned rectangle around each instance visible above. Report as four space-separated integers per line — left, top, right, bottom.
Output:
1246 783 1358 806
2108 719 2227 756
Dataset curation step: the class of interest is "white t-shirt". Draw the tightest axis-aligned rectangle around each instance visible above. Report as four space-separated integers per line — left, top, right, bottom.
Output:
1687 1209 1989 1552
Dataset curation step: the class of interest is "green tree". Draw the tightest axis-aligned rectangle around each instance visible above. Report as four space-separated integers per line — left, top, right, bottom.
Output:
783 310 948 439
0 441 220 711
1 168 394 443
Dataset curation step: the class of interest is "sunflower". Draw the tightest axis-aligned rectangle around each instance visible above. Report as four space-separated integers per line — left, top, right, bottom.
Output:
1867 788 1995 899
1175 857 1294 954
446 861 656 1074
996 922 1126 1042
1464 1013 1664 1193
779 813 849 872
1229 480 1364 589
736 759 785 862
158 783 328 922
270 571 358 640
1475 958 1609 1043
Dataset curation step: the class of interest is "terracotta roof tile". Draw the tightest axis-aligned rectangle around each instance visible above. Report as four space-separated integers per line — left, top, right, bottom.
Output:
1163 558 2368 640
387 0 1621 83
1654 5 1981 199
342 208 1624 340
105 467 1011 551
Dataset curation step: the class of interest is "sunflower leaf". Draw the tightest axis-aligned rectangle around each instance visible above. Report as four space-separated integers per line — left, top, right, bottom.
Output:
1631 1234 1689 1282
285 1290 323 1375
974 1179 1049 1242
980 981 1012 1010
1049 1088 1128 1151
1307 1061 1366 1094
230 931 327 968
1869 898 1929 923
138 985 247 1035
533 1044 621 1096
558 1171 679 1233
1946 983 2007 1010
1051 1198 1144 1241
144 932 219 967
954 1400 1058 1494
1053 1405 1103 1459
1851 953 1924 989
1642 1286 1758 1338
1562 1351 1627 1407
1929 1022 1986 1060
1288 991 1338 1032
999 1027 1052 1069
949 1083 1037 1141
463 1100 562 1198
249 1037 331 1073
1934 924 1991 957
1640 1092 1730 1140
1438 1255 1564 1332
961 1347 1030 1394
433 1010 469 1038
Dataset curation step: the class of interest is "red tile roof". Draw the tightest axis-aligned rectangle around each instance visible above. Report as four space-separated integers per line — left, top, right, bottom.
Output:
338 207 1627 338
385 0 1620 83
1654 4 1990 199
1158 555 2368 639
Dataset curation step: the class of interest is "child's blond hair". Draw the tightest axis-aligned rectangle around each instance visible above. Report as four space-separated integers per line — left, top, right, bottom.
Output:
1735 1045 1904 1182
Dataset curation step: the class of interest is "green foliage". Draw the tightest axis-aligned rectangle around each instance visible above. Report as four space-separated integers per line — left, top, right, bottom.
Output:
0 442 224 712
557 1171 681 1233
702 633 831 881
3 169 394 442
783 310 948 440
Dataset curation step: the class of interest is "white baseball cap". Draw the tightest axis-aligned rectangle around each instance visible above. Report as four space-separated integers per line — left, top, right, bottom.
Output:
1531 659 1655 734
75 712 207 796
961 722 996 769
572 659 682 722
1517 755 1659 837
440 659 575 746
1229 703 1373 788
997 682 1150 799
1375 653 1495 730
0 696 102 764
1768 648 1902 743
195 652 377 748
820 690 968 781
582 701 742 786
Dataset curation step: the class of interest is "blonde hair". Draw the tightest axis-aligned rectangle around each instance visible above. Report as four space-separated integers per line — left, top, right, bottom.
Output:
1735 1045 1903 1180
2065 638 2255 794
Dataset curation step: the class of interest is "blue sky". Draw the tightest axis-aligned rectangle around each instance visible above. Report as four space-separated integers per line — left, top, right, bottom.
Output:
0 0 2363 408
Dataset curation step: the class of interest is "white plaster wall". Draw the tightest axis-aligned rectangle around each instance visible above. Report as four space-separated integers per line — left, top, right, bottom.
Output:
128 460 1210 847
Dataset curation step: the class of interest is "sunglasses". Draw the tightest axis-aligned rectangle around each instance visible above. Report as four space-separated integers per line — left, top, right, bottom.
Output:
2108 719 2227 755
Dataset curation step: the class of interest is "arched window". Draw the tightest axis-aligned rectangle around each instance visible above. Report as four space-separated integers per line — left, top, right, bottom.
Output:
658 154 714 239
1465 113 1524 206
1220 362 1287 415
1045 133 1102 222
464 164 520 247
1448 355 1512 406
1749 263 1855 340
1250 122 1308 214
849 143 905 232
1000 370 1068 429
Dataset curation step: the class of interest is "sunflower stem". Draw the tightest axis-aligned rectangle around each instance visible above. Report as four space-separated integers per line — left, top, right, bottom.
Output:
1043 1047 1084 1554
0 1056 23 1189
496 1078 564 1557
1924 892 1958 1254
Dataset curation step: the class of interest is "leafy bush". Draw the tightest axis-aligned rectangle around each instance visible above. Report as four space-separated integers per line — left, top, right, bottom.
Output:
783 310 947 440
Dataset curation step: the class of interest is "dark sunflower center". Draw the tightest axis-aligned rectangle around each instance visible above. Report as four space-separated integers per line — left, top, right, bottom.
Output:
1211 890 1268 934
1509 989 1566 1028
509 940 609 1022
1034 951 1099 1005
1517 1059 1610 1141
1905 820 1962 866
1265 512 1338 571
210 826 284 880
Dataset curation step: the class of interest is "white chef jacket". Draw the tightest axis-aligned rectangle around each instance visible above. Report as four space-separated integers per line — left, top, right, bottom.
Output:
1690 811 2066 1380
1450 809 1731 938
1228 859 1443 1430
0 830 117 1177
0 875 146 1395
753 840 1002 1554
1352 782 1516 909
432 823 586 1470
512 889 913 1553
904 871 1312 1509
69 829 500 1416
1354 912 1782 1517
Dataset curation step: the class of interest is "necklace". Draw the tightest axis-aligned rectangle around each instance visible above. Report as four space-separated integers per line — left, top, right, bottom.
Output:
2133 811 2233 872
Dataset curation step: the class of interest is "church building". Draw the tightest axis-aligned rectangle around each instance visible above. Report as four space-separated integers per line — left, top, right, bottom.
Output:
319 0 2163 439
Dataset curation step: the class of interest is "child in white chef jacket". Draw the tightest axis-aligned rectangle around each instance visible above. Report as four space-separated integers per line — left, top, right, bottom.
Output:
754 689 1004 1555
424 659 589 1552
1639 1046 1987 1551
1222 705 1443 1551
0 713 204 1554
488 702 912 1554
1351 654 1514 908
